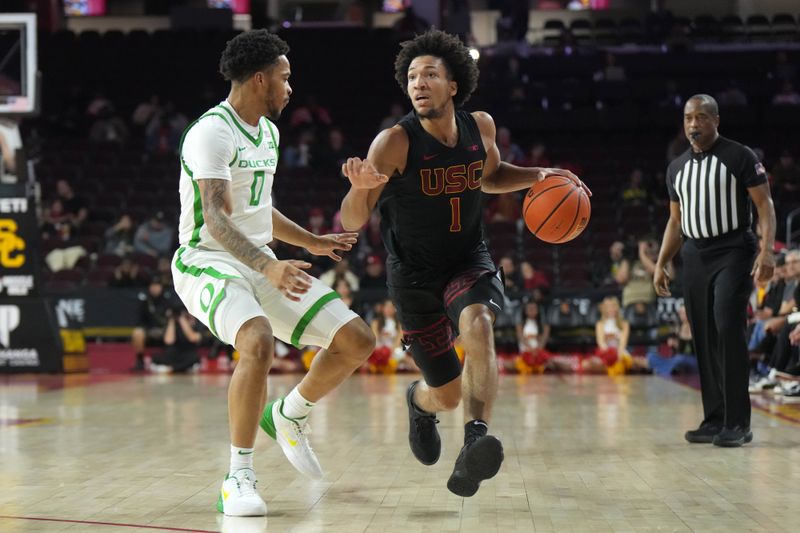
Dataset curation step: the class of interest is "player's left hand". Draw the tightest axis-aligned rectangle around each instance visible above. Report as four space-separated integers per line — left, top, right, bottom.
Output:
534 167 592 197
307 232 359 261
751 249 775 284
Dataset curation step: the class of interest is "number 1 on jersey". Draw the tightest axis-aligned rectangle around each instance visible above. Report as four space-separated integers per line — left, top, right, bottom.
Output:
249 170 266 206
449 197 461 232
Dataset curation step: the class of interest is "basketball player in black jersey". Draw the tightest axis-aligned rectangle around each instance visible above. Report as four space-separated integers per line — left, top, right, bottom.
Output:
340 30 589 496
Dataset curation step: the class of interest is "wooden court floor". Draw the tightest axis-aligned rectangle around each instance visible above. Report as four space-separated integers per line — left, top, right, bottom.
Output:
1 373 799 533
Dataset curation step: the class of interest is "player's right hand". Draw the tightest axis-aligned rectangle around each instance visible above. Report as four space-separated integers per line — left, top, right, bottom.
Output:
263 260 313 302
342 157 389 189
653 265 671 297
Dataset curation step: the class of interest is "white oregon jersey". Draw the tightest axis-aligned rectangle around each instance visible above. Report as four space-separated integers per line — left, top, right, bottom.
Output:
178 100 279 251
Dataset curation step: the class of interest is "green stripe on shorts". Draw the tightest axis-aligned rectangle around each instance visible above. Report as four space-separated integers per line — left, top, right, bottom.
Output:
208 287 226 339
174 247 241 280
290 292 341 348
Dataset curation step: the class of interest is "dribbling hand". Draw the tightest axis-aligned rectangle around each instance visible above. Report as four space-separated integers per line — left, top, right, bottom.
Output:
263 260 313 302
653 266 671 297
534 167 592 197
342 157 389 190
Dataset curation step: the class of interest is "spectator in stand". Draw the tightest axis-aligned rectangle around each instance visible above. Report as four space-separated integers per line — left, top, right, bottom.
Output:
378 102 406 131
56 179 89 231
86 91 112 117
314 127 352 175
716 81 748 107
772 81 800 106
282 130 315 168
485 192 521 223
496 126 525 164
306 207 330 236
520 260 550 292
156 257 173 287
104 213 135 256
150 307 203 374
41 198 86 272
526 142 551 168
622 237 658 307
145 111 181 155
130 277 173 372
320 257 360 291
498 255 522 291
334 277 356 309
133 211 173 258
647 305 698 376
110 256 148 288
89 104 129 145
666 127 690 163
131 94 161 131
771 149 800 198
289 95 332 130
595 241 630 287
620 168 651 206
360 254 387 290
771 51 797 83
659 80 683 109
593 52 627 82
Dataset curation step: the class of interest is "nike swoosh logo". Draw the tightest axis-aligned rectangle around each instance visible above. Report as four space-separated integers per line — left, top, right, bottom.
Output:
304 402 314 407
238 146 247 151
489 299 501 309
238 450 253 455
281 429 298 447
423 153 439 161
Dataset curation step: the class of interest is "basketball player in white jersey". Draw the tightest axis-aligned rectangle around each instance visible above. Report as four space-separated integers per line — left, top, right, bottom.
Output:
172 30 375 516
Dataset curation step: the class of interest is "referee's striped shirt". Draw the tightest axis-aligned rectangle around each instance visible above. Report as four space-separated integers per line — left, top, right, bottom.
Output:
667 136 767 239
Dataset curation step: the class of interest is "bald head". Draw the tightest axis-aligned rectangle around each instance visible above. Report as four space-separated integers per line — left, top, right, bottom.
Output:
685 94 719 117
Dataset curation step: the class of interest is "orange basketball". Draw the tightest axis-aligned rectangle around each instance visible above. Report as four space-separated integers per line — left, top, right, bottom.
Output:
522 175 590 244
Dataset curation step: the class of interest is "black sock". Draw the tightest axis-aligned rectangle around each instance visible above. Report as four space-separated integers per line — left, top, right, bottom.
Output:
465 419 488 443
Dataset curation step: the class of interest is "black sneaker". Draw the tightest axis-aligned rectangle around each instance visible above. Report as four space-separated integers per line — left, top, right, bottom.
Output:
446 435 504 497
406 381 441 465
712 426 753 447
684 422 722 443
130 359 146 373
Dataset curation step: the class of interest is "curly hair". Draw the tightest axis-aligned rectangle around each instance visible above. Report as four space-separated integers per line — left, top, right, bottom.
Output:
394 30 479 108
219 30 290 83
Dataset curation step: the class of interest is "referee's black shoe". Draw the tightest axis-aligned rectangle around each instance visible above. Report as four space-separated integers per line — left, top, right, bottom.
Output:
684 421 722 443
406 380 441 465
447 435 504 497
712 426 753 447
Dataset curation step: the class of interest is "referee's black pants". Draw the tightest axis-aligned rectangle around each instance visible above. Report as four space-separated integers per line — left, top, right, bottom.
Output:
681 229 758 429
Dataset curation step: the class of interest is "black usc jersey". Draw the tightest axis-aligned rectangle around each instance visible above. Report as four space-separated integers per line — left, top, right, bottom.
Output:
378 110 493 286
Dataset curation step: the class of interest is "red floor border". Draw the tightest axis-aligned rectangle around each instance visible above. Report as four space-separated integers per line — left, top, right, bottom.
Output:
0 515 219 532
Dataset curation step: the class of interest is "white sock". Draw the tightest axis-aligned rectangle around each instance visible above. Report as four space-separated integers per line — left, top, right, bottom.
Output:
230 445 254 475
282 387 315 419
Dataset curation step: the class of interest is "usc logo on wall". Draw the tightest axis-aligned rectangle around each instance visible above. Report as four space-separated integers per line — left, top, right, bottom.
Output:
0 219 26 268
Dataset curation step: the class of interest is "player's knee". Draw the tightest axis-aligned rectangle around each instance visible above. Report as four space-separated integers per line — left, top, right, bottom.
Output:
332 319 376 363
462 309 494 341
236 319 274 368
131 327 145 343
241 333 274 367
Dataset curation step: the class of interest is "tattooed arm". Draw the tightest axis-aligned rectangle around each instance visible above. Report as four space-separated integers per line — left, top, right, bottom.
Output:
198 178 312 301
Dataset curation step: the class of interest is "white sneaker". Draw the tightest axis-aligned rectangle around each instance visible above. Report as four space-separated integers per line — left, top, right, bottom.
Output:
217 468 267 516
259 398 323 480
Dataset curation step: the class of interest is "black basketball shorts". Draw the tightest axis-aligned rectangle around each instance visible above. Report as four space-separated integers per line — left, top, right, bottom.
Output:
389 267 505 387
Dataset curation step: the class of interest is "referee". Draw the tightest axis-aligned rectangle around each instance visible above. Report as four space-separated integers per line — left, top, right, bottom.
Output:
654 94 776 447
